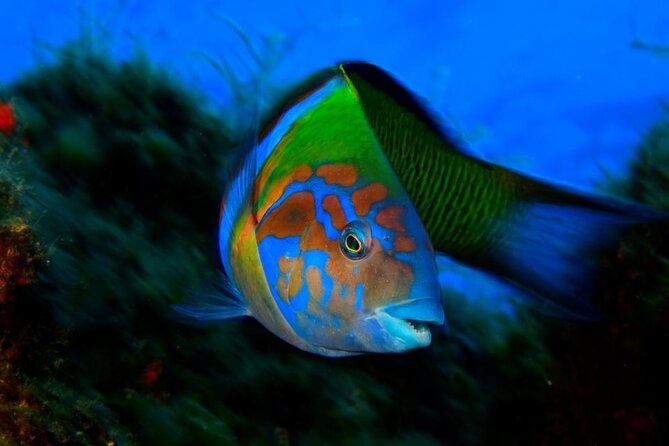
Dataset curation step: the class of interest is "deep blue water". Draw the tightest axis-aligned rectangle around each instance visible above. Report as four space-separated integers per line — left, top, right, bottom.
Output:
2 0 668 187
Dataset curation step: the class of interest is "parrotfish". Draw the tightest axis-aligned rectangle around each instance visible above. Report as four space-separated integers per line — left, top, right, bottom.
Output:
177 62 663 356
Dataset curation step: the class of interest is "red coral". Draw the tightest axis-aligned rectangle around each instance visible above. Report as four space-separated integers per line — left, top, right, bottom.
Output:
0 102 16 136
141 359 163 386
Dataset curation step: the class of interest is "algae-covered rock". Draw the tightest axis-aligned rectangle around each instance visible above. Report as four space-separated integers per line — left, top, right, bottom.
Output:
531 109 669 444
0 98 122 445
0 152 40 304
0 39 237 444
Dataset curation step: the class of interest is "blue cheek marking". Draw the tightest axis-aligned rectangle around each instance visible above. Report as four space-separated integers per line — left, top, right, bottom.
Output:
366 200 401 252
262 246 340 343
339 284 349 298
258 235 301 290
257 235 303 328
302 249 329 268
315 204 340 240
355 283 364 312
333 191 358 226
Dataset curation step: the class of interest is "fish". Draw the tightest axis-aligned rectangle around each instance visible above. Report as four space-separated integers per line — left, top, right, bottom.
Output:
177 62 664 356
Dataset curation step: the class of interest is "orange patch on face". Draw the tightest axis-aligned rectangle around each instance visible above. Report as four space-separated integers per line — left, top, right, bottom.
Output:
306 266 326 314
277 256 304 302
322 194 348 230
256 163 313 221
394 235 416 252
316 163 358 187
351 183 388 216
293 164 313 181
375 205 406 232
279 256 295 273
256 191 314 243
306 266 324 299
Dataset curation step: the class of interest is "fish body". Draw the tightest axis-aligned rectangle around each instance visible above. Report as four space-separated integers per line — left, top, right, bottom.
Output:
177 62 664 356
205 74 443 356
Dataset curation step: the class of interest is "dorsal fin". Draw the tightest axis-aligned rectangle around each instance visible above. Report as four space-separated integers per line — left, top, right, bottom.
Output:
339 61 475 158
341 63 444 133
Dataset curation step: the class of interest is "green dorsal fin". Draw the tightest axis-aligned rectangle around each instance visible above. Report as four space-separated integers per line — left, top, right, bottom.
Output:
340 62 472 157
340 62 516 259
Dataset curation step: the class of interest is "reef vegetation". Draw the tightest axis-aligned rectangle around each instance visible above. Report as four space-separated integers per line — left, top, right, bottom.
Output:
0 36 666 445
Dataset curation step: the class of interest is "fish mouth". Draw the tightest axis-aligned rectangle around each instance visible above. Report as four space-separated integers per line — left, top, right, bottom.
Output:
375 298 445 351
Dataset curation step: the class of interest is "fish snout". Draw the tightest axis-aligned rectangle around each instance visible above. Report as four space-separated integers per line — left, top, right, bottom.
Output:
373 297 445 352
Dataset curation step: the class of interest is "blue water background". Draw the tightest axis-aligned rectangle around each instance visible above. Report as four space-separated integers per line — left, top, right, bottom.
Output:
2 0 668 189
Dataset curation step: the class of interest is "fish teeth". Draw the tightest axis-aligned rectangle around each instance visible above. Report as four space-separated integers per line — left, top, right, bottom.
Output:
406 320 428 336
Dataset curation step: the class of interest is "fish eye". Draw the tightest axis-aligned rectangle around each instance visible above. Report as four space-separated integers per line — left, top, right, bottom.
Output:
340 221 371 260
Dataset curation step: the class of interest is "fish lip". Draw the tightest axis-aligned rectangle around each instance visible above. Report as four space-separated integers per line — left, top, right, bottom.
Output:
381 297 445 325
374 298 445 351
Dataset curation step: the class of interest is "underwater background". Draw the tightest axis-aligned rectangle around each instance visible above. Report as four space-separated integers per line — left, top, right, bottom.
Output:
0 0 668 444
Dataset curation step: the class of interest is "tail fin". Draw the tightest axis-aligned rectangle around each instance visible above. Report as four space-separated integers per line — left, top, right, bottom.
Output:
487 181 667 318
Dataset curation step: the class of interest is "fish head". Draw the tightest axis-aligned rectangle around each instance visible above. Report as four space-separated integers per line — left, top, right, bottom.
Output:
255 162 444 355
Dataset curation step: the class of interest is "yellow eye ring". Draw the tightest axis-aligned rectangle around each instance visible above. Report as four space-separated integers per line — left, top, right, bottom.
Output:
339 221 370 260
345 233 362 253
